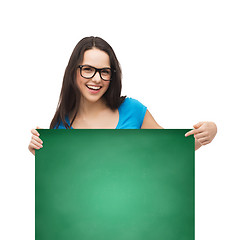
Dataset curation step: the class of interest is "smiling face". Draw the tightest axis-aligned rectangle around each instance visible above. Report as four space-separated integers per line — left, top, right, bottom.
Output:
76 48 111 104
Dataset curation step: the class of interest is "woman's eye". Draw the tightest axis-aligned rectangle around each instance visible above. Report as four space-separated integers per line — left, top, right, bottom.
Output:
101 70 111 75
83 67 93 72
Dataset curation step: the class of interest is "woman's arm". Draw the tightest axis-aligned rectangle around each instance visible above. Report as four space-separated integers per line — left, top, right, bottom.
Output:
141 110 164 129
141 110 217 150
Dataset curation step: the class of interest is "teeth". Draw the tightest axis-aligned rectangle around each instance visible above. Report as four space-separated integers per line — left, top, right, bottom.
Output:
87 85 101 90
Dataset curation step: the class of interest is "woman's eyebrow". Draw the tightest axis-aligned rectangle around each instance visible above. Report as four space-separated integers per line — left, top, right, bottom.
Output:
83 64 111 68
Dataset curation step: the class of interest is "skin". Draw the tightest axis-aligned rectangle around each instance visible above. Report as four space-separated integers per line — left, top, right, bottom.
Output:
28 48 217 155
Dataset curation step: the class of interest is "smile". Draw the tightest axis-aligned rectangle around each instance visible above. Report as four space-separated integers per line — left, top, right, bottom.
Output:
86 85 102 90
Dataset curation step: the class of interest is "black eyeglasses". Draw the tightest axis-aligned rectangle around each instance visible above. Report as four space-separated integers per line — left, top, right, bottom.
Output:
78 65 115 81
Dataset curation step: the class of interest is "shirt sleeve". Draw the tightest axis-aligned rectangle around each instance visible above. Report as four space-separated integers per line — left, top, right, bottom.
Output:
128 98 147 128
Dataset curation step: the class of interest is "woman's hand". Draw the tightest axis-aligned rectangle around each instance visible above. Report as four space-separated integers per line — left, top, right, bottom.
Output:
28 127 43 156
185 121 217 149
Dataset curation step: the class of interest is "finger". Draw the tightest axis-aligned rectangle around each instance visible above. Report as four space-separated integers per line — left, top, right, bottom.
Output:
194 132 207 139
32 135 43 144
185 128 202 137
31 139 43 148
185 129 195 137
29 142 41 150
201 140 211 145
31 128 40 136
197 137 209 144
193 121 205 129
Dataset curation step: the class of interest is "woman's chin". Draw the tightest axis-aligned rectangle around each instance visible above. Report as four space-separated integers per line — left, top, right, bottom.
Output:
81 95 104 104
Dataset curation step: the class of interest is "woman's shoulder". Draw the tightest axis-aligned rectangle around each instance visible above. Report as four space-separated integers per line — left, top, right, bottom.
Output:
117 97 147 129
53 116 71 129
120 97 146 108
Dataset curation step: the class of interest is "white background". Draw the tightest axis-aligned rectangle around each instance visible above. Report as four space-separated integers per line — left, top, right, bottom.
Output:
1 0 239 239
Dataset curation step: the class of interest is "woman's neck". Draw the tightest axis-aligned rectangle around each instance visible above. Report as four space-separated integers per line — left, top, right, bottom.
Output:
76 98 108 120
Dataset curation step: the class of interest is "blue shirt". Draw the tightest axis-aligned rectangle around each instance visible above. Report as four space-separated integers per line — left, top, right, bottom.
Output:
55 97 147 129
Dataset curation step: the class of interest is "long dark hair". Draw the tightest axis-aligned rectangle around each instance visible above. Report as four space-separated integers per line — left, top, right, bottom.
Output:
50 36 126 129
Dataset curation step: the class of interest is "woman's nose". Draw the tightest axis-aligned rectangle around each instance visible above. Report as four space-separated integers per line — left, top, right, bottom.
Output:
92 71 101 83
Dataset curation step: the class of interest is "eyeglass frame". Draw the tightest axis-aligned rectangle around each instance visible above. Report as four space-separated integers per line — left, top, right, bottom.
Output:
77 65 116 81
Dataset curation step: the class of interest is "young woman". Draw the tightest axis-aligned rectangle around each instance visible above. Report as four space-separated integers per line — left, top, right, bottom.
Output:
28 36 217 155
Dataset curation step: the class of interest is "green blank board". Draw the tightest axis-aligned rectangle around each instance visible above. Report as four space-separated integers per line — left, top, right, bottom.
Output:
36 129 195 240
